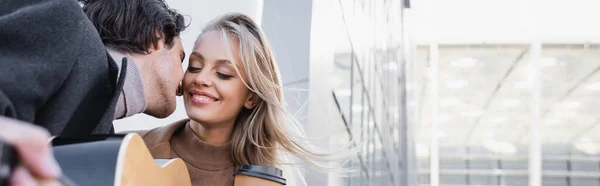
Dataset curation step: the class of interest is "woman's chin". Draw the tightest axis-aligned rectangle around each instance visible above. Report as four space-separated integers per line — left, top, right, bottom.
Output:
187 114 208 122
184 108 208 120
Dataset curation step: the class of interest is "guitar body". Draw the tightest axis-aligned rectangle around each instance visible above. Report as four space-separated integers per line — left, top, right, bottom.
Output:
52 133 191 186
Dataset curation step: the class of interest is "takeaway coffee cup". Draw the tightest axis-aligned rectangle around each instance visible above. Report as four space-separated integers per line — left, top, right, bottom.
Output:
233 165 286 186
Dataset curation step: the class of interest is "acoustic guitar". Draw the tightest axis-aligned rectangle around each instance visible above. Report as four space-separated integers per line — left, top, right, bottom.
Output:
1 133 191 186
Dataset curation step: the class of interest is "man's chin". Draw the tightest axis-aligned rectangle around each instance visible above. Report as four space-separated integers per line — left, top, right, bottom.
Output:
144 105 176 118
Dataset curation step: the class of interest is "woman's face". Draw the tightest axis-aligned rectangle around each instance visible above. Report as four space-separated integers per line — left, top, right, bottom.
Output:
183 30 254 126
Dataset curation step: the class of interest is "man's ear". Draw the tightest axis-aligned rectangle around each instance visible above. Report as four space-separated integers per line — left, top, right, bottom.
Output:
244 93 258 109
150 39 165 53
148 32 165 53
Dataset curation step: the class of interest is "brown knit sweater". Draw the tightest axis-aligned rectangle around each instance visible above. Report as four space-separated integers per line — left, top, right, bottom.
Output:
139 119 235 186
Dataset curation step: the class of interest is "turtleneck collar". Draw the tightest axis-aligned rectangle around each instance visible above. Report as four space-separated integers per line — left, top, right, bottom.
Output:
106 48 147 119
170 120 235 171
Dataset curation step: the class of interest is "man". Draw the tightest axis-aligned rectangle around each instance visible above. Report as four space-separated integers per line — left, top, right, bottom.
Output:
1 0 188 184
80 0 188 120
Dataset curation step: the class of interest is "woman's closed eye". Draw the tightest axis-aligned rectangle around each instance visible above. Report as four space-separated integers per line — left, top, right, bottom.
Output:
216 72 233 79
188 66 202 73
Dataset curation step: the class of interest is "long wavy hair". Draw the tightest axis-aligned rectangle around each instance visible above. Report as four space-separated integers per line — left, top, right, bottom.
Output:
197 13 353 172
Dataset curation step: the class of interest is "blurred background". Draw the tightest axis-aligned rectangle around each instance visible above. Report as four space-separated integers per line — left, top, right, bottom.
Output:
113 0 600 185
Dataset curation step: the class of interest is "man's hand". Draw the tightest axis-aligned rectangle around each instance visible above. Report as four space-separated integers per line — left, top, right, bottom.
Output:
0 116 61 185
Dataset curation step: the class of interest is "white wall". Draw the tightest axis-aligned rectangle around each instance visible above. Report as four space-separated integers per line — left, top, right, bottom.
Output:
114 0 264 132
411 0 600 44
261 0 313 126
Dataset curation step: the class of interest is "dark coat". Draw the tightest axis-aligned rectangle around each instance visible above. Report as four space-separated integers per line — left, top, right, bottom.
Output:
0 0 127 136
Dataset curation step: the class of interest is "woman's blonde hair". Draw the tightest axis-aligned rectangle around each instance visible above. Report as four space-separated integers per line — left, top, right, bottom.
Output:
197 13 353 171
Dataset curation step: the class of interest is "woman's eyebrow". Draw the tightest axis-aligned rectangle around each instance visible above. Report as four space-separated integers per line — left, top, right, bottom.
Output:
190 52 204 60
190 52 235 67
216 59 232 65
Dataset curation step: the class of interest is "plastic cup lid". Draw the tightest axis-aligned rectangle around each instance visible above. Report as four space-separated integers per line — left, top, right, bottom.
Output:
234 165 286 185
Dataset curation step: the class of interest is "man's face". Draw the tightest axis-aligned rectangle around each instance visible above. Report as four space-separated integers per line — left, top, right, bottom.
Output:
145 37 185 118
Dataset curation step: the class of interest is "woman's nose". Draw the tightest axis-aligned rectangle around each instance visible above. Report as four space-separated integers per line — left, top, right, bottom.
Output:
194 69 213 87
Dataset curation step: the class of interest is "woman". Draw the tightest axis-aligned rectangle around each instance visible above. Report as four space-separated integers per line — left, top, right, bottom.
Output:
138 13 350 186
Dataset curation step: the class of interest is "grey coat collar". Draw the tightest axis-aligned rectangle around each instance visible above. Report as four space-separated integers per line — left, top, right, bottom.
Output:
106 48 147 119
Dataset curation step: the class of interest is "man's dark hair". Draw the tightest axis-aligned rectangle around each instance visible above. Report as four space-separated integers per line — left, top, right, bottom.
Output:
80 0 187 54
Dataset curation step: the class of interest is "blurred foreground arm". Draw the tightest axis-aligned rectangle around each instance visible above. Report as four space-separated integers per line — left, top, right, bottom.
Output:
0 116 61 186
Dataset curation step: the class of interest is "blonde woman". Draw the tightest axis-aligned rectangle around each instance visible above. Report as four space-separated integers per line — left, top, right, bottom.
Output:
137 13 351 186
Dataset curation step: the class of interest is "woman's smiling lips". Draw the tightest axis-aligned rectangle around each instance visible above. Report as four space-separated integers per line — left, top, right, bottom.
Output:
189 89 219 105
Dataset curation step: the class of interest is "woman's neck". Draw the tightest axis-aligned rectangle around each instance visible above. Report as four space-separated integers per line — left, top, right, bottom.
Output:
188 120 234 146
